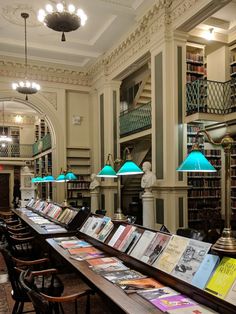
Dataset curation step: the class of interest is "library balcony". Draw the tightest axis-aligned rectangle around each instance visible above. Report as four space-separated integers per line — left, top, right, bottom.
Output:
0 144 33 158
33 133 52 156
120 102 151 138
185 78 236 124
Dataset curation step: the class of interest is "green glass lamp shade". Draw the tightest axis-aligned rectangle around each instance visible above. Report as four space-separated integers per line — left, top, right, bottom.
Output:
97 165 117 177
33 176 43 183
177 150 216 172
65 172 77 181
43 175 55 182
56 173 66 182
116 160 143 176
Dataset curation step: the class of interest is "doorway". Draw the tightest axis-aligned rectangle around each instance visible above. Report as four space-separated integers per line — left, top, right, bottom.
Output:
0 174 10 210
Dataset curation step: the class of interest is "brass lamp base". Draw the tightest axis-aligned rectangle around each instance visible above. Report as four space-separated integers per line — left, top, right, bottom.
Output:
112 211 128 221
212 228 236 254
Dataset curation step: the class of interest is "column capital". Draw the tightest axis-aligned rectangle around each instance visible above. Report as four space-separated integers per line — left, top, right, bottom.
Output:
93 76 121 94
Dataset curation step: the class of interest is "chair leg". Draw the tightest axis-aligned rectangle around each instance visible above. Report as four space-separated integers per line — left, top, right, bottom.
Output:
12 301 19 314
16 302 24 314
85 295 90 314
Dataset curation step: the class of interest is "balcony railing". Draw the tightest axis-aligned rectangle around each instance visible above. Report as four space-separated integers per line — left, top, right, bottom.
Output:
186 78 235 116
0 144 33 158
33 133 52 156
120 102 151 137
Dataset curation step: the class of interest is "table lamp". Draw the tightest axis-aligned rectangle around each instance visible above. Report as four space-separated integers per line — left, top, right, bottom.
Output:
31 175 43 200
56 170 77 207
42 174 55 202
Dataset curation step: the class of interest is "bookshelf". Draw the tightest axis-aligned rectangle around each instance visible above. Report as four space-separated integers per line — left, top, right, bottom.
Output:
10 126 20 157
187 123 222 231
35 118 49 142
66 147 91 207
186 43 206 83
231 148 236 226
229 45 236 112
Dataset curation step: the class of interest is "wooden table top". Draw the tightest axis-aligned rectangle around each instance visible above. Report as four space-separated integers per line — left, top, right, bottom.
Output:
46 238 160 314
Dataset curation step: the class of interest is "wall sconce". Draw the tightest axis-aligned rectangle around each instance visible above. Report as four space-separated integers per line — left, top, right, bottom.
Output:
177 130 236 254
98 148 143 221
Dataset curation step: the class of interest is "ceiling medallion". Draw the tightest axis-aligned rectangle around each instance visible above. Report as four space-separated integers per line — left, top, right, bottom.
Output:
12 13 40 101
38 2 87 41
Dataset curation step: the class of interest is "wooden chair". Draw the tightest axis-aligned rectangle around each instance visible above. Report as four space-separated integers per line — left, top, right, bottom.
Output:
20 269 94 314
1 248 64 314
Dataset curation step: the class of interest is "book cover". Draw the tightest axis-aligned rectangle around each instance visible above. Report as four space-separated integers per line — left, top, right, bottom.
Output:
91 262 129 274
68 246 100 255
140 232 171 265
153 235 189 273
205 257 236 299
103 269 146 284
129 230 156 260
54 236 77 242
191 254 220 289
138 286 179 300
151 294 196 312
126 230 142 254
167 305 219 313
97 221 114 242
171 239 211 282
69 251 106 261
225 279 236 305
118 277 164 292
59 240 91 249
87 256 120 267
80 216 93 233
107 225 126 247
114 225 136 250
93 216 111 239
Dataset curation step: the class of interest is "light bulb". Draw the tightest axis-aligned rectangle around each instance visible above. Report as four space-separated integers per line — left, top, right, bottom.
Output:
12 83 17 90
19 81 24 87
77 9 83 17
57 3 64 12
1 143 6 148
46 4 53 13
68 4 75 13
203 28 214 41
26 81 30 87
38 9 45 22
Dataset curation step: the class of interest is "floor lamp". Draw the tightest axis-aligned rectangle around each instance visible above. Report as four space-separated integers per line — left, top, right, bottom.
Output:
177 130 236 254
97 148 143 221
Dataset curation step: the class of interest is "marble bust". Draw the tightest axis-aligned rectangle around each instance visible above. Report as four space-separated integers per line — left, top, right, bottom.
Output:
141 161 156 192
89 173 100 191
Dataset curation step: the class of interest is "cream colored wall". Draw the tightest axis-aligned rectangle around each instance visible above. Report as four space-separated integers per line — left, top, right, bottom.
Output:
207 46 230 82
20 125 35 144
66 91 90 148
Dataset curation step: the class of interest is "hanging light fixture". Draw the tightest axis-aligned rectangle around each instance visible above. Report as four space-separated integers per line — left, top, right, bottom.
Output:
0 102 12 148
38 2 87 41
12 13 40 101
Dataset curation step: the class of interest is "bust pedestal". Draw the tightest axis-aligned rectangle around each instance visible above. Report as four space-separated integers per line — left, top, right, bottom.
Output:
90 188 100 213
20 166 35 207
142 190 155 229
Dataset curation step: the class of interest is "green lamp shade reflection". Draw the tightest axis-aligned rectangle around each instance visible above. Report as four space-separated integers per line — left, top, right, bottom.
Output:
177 150 216 172
65 172 77 181
97 165 117 177
56 174 66 182
43 175 55 182
116 160 143 176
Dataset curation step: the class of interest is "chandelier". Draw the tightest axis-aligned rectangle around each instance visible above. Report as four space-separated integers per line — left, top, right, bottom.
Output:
12 13 40 101
38 2 87 41
0 102 12 148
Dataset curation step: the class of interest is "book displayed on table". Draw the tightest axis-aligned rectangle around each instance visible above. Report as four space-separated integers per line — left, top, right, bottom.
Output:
59 240 92 249
138 286 179 300
113 225 137 251
191 254 220 289
167 305 219 313
171 239 211 282
80 215 114 241
86 256 120 267
118 277 164 293
205 257 236 299
151 294 196 312
129 230 156 260
91 262 129 274
225 279 236 305
102 269 146 283
140 232 171 265
108 225 126 247
153 235 189 273
70 251 106 261
68 246 101 255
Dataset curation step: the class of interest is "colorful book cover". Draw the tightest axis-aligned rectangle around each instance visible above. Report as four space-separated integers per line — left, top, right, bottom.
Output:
171 239 211 282
151 294 196 312
97 221 114 242
126 230 142 254
91 262 129 274
118 277 164 292
153 235 189 273
141 232 171 265
86 256 120 266
129 230 156 260
103 269 146 284
69 251 106 261
116 226 137 251
108 225 126 247
191 254 220 289
68 246 100 255
59 240 91 249
205 257 236 299
138 286 179 300
93 216 111 239
167 305 219 313
225 278 236 305
80 216 93 233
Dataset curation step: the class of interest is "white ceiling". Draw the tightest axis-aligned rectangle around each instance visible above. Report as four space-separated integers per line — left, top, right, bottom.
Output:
0 101 37 115
0 0 156 68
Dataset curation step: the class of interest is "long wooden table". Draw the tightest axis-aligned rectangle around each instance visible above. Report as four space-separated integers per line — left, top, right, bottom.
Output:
12 208 75 238
46 238 160 314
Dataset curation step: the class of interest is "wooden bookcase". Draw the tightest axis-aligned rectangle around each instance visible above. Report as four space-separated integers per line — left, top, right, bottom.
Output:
186 43 206 83
76 214 236 314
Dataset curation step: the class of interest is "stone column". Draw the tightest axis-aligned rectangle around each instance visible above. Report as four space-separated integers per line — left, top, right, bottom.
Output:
90 189 100 213
142 190 155 229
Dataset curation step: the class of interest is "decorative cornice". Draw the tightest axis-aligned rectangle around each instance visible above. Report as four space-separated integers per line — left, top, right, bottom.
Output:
0 58 91 87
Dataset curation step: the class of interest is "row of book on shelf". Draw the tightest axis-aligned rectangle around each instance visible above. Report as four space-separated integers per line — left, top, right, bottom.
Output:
55 232 236 314
77 215 236 307
26 199 78 225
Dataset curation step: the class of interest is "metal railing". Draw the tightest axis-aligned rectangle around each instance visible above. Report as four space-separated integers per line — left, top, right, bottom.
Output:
33 133 52 156
186 78 235 116
0 144 33 158
120 102 151 137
